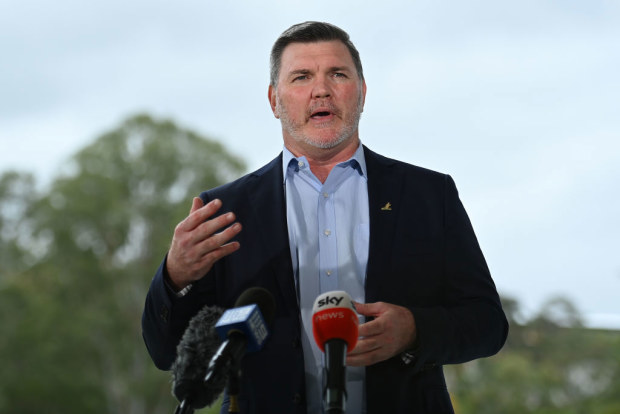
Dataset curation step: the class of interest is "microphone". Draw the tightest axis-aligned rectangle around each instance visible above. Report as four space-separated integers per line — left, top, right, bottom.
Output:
204 287 276 407
312 291 359 414
171 287 276 413
171 305 225 412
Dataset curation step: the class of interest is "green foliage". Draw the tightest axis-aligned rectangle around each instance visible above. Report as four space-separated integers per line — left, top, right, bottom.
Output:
0 114 244 414
446 296 620 413
0 171 38 277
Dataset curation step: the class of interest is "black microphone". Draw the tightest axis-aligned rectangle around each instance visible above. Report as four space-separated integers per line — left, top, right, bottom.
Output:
204 287 276 393
171 287 276 413
171 305 226 411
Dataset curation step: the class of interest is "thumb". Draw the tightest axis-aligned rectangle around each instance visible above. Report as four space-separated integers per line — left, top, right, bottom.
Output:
189 197 204 214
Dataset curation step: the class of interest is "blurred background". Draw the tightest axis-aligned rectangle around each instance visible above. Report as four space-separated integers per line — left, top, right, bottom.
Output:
1 1 618 413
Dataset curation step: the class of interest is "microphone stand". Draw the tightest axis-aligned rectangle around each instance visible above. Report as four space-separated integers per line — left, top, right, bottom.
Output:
227 359 242 413
174 399 195 414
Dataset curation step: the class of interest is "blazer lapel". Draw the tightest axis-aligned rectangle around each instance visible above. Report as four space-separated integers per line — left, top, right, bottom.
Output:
245 154 298 312
364 146 405 303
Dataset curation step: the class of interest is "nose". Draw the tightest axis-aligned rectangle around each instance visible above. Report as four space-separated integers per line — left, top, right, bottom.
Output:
312 76 331 99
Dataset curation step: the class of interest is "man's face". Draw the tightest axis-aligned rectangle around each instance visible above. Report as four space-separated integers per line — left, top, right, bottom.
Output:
268 40 366 154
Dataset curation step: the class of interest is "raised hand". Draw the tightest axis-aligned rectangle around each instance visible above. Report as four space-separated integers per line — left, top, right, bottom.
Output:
166 197 242 290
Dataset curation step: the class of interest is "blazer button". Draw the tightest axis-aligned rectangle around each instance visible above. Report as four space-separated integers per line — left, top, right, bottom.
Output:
160 306 169 322
292 392 303 405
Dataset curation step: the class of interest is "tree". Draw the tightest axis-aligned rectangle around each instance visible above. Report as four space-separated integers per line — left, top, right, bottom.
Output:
0 171 38 278
0 114 245 413
445 295 620 413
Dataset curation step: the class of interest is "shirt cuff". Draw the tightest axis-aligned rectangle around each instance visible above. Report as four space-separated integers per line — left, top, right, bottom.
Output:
163 275 193 298
173 283 193 298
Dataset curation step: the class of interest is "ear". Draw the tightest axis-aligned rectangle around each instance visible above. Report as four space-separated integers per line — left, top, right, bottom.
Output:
361 79 367 112
268 84 280 118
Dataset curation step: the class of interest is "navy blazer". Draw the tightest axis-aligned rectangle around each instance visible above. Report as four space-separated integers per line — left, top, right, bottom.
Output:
142 146 508 413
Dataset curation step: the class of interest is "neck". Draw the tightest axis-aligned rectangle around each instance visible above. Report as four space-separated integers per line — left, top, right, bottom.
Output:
285 136 360 183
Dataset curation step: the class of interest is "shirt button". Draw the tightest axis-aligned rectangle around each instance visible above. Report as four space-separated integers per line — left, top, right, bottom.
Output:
322 192 329 198
324 229 331 236
298 161 305 168
326 270 332 276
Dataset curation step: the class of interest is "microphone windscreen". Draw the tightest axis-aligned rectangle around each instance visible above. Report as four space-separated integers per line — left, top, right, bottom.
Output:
312 291 359 352
172 304 225 405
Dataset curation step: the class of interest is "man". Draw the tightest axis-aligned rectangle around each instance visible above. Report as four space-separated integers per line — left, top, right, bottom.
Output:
142 21 508 413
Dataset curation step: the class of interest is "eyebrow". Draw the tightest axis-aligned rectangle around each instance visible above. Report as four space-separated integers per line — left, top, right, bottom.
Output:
286 66 353 77
328 66 352 73
288 69 311 77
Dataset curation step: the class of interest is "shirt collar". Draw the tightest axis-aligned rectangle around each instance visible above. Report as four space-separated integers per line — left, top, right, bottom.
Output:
282 143 367 183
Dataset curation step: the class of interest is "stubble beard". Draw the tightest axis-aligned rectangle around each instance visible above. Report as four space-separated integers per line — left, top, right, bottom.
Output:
277 91 364 150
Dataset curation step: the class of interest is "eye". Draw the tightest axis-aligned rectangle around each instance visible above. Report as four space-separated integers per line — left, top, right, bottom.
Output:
292 74 308 82
333 72 347 78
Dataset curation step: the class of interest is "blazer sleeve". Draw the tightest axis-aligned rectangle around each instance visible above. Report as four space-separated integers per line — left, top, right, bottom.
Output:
407 175 508 372
141 255 217 370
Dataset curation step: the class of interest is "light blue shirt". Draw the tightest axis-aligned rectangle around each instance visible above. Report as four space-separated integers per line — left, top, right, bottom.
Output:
283 143 369 414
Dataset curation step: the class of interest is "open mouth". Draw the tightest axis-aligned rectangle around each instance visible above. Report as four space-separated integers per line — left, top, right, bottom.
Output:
311 111 333 119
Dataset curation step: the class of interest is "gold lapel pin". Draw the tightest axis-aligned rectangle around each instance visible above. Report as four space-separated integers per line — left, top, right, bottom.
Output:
381 202 392 211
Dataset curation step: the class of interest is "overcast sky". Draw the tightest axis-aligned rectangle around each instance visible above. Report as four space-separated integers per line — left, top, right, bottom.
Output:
1 1 619 328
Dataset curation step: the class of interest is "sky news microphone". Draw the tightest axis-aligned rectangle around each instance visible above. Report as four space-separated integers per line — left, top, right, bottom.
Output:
312 290 359 414
172 304 225 413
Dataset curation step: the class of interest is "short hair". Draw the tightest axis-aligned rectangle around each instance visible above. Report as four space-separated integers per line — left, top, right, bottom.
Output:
269 21 364 86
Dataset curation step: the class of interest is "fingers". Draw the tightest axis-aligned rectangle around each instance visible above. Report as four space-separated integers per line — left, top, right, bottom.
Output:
178 198 224 233
356 316 382 338
347 337 383 366
196 237 241 267
191 211 239 246
195 220 242 259
346 301 417 367
189 197 204 214
167 198 242 287
353 301 382 318
174 199 240 251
